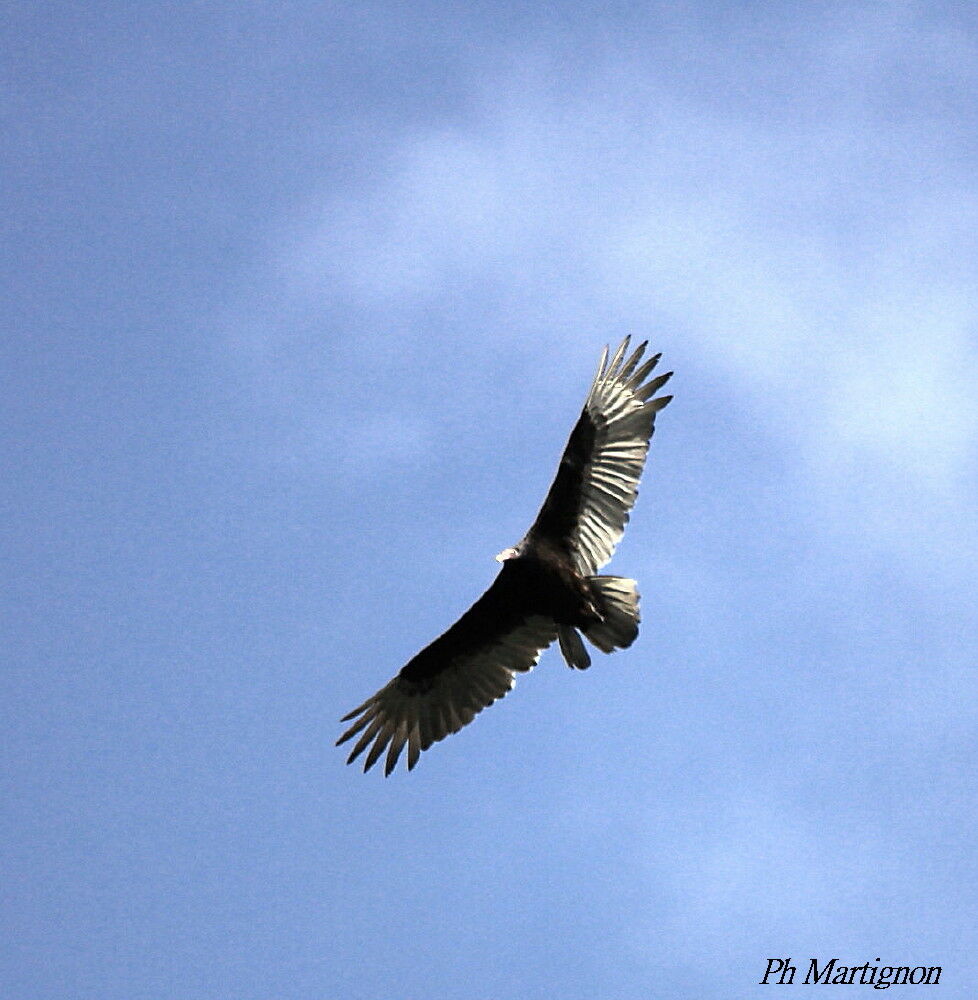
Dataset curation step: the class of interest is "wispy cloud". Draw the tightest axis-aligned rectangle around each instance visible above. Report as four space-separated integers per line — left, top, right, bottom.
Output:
254 12 976 556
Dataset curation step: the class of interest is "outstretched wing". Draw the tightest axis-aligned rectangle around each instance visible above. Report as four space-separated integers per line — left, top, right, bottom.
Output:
337 571 557 776
525 337 672 575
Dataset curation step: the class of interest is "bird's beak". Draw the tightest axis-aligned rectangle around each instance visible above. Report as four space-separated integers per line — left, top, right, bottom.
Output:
495 547 517 563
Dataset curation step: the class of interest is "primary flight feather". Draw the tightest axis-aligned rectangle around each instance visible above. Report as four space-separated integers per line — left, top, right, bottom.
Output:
337 337 673 775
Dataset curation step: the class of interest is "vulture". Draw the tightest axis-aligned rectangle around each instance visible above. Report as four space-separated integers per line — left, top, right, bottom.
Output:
337 337 673 775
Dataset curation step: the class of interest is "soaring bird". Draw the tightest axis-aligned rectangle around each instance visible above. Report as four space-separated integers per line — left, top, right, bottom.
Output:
337 337 673 774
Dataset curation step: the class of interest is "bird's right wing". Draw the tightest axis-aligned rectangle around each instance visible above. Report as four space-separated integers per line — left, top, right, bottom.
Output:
337 575 557 776
525 337 673 575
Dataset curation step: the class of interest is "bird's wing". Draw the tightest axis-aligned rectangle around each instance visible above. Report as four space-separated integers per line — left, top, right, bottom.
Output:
525 337 672 575
337 573 557 775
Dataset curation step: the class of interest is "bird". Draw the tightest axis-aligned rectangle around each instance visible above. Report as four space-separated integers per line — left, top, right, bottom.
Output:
337 337 673 775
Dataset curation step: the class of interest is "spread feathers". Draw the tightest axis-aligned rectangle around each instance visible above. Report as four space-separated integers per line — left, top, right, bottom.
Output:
337 337 672 775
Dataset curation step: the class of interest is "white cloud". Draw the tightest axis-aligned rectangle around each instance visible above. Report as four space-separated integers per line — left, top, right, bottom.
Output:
247 12 978 559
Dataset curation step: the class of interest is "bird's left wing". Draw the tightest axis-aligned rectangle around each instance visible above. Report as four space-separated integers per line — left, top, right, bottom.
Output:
337 576 557 775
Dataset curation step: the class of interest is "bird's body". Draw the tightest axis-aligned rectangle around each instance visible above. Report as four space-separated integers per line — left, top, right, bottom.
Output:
402 546 598 689
400 556 573 689
338 337 673 774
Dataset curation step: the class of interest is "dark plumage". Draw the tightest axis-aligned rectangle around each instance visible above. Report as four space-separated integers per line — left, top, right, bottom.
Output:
337 337 673 774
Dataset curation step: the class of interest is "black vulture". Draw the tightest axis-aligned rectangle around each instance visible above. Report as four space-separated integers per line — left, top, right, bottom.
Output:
337 337 673 774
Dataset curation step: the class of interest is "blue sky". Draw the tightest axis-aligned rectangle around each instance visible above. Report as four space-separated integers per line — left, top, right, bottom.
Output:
3 2 977 997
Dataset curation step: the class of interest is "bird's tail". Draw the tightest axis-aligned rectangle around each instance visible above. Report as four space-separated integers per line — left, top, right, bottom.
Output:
583 576 641 653
555 577 641 669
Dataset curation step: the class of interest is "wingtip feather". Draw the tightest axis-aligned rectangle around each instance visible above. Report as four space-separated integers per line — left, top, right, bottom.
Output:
606 336 630 378
636 370 674 401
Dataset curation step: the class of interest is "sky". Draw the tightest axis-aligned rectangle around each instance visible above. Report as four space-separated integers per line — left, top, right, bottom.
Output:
3 2 977 997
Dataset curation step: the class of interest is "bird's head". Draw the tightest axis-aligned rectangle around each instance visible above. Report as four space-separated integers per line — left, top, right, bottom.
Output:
494 545 520 563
